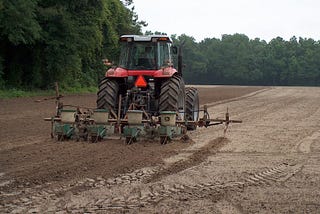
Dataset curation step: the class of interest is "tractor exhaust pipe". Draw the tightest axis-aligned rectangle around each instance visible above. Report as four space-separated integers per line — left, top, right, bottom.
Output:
178 47 183 76
177 40 185 76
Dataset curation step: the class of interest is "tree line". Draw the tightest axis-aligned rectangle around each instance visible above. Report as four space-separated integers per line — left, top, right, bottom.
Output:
1 0 319 90
173 34 320 86
0 0 145 90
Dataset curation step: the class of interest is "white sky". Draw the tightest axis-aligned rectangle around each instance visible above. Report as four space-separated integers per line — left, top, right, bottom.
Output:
133 0 320 42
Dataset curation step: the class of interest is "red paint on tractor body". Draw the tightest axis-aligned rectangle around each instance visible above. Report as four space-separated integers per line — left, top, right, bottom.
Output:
105 67 177 78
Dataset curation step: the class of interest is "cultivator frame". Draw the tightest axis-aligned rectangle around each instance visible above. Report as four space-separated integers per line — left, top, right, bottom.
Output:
43 83 242 144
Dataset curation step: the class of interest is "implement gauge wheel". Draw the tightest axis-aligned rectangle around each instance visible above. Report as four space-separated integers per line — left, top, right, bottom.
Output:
160 136 169 144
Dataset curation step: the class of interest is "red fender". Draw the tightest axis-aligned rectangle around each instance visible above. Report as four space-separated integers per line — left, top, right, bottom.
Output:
105 67 178 78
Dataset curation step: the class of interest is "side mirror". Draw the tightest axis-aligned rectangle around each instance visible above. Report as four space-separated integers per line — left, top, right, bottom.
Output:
172 46 178 54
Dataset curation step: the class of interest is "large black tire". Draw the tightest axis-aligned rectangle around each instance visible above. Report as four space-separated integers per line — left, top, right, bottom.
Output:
159 75 185 120
185 87 199 130
96 78 119 112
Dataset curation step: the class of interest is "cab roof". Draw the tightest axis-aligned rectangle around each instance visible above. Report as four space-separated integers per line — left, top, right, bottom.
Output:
120 35 172 42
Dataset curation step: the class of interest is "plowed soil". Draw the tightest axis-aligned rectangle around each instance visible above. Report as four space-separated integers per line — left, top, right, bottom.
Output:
1 85 320 213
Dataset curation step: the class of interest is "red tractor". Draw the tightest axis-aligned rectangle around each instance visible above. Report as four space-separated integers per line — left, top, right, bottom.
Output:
97 35 199 130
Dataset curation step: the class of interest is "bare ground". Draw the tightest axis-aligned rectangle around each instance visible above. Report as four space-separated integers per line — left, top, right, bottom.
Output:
1 86 320 213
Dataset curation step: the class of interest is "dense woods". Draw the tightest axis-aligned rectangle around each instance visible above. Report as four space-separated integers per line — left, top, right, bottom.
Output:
0 0 319 91
174 34 320 86
0 0 144 90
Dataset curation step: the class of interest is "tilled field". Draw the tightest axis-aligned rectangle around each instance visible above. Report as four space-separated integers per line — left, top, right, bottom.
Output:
1 86 320 213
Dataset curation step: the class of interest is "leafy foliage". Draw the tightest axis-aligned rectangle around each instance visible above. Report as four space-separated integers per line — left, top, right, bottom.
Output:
0 0 144 90
0 0 41 45
174 34 320 86
0 0 319 90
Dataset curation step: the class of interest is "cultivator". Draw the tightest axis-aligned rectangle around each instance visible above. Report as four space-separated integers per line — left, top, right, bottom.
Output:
44 84 242 144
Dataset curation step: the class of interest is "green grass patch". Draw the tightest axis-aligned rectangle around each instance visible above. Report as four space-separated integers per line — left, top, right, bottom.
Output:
0 89 53 98
0 87 98 99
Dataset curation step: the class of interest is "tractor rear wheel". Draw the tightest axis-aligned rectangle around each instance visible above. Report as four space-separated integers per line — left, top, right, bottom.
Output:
159 75 185 120
97 78 119 112
185 87 199 130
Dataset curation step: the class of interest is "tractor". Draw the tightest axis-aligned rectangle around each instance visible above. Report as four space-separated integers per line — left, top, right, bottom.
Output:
44 35 241 144
96 35 199 130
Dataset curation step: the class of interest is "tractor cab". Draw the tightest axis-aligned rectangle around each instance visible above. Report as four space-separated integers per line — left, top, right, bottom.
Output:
118 35 174 70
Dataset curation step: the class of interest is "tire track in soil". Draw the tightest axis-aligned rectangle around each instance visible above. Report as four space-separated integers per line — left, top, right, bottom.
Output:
202 88 271 109
1 88 308 213
2 160 302 214
144 137 229 184
68 91 270 212
292 131 320 153
85 87 314 213
68 162 303 213
26 154 302 212
0 166 163 213
0 137 229 213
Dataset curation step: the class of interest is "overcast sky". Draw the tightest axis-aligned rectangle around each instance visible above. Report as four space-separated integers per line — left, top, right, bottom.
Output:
133 0 320 42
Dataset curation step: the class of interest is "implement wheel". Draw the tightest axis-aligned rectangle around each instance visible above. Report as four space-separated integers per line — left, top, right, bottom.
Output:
160 136 169 144
159 75 185 120
185 87 199 130
91 136 99 143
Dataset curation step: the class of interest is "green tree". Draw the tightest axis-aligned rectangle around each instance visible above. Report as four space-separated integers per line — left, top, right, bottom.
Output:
0 0 145 90
0 0 41 45
173 34 207 84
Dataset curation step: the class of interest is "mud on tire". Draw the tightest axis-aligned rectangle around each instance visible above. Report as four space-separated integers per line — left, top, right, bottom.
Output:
159 75 186 120
185 87 199 130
